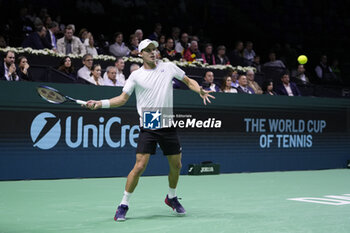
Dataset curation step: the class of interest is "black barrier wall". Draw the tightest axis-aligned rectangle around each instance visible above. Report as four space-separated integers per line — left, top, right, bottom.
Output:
0 82 349 180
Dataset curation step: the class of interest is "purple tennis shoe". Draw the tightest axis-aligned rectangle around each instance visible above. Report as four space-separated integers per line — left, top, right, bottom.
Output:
114 204 129 221
165 195 186 215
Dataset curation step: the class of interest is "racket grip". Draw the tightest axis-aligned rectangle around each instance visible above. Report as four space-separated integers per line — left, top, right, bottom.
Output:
76 100 87 105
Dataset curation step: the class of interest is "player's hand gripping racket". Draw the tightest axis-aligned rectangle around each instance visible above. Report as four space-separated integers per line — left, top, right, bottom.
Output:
37 85 87 105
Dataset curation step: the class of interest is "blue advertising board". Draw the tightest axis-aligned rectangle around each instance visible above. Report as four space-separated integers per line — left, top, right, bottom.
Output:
0 82 349 180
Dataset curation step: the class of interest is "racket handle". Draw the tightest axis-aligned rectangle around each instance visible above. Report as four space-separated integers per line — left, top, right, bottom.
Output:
76 100 87 105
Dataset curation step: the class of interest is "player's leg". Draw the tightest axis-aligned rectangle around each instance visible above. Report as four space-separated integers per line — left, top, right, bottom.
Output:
125 153 151 193
158 128 186 214
165 153 186 214
114 153 150 221
157 128 182 192
167 153 182 190
115 128 157 222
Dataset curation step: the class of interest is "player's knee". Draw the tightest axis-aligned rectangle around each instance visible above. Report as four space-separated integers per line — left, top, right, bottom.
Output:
133 162 147 175
177 163 182 171
171 161 182 171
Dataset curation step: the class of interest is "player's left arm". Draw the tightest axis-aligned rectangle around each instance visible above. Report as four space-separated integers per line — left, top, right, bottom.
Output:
182 75 215 105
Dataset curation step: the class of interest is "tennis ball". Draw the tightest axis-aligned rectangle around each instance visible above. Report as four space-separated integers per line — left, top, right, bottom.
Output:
297 55 308 64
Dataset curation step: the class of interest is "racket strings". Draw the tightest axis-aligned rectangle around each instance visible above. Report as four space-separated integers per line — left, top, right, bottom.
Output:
38 88 65 104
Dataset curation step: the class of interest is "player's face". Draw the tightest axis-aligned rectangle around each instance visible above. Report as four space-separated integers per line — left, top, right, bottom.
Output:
141 44 157 63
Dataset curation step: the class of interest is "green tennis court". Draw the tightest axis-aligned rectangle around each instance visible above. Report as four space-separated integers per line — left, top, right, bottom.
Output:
1 169 349 233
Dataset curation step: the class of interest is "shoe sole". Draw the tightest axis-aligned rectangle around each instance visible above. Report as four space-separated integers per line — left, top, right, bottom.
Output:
114 216 126 221
174 210 186 215
165 198 186 215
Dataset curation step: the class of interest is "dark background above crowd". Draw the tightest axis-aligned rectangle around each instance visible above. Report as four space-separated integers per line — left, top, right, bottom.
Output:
1 0 350 86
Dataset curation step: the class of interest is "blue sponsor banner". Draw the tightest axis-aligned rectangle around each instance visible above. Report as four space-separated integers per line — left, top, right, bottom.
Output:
0 110 140 180
0 106 349 180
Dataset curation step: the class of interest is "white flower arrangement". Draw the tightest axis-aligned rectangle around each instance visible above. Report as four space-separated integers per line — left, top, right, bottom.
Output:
0 46 256 72
172 60 188 67
0 46 116 61
123 56 143 63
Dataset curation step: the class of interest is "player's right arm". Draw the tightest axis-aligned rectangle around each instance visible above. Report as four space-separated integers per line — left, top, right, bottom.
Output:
86 92 130 110
87 71 135 110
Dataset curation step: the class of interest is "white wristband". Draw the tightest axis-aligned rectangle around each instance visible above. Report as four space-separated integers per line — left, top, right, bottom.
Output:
101 99 110 108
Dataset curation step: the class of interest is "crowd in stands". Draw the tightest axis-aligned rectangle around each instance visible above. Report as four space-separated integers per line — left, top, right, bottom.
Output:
0 5 346 97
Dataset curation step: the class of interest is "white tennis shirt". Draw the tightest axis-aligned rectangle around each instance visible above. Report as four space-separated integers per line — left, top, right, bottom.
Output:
123 61 185 126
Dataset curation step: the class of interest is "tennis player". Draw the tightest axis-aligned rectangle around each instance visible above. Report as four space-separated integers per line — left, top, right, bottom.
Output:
86 39 215 221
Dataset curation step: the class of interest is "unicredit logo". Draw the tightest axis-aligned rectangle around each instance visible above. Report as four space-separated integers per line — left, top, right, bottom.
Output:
31 112 61 150
30 112 139 150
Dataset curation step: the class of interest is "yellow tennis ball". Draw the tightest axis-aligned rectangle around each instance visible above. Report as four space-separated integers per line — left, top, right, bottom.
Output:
297 55 308 64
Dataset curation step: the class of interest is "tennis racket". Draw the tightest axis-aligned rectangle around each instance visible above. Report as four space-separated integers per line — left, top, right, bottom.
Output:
37 85 87 105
